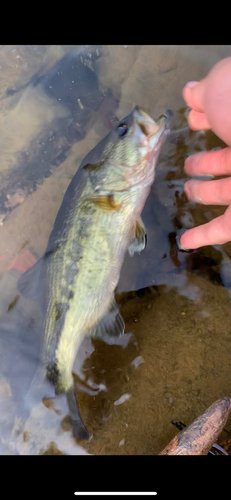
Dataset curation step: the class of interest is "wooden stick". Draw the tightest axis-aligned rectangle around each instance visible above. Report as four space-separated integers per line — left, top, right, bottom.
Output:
159 397 231 455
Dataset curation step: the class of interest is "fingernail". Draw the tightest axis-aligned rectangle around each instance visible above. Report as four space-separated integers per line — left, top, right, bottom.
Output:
200 174 215 180
184 183 204 204
176 235 191 252
176 235 186 251
185 81 199 89
176 229 193 252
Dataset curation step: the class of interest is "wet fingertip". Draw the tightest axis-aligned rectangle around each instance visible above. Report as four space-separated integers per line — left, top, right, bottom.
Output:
184 81 199 90
187 109 201 130
176 235 187 251
184 151 212 176
182 84 199 104
183 180 191 198
176 232 193 253
184 155 193 171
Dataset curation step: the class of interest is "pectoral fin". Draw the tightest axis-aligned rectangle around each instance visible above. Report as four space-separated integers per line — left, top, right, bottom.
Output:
128 217 147 256
88 194 121 211
87 298 125 339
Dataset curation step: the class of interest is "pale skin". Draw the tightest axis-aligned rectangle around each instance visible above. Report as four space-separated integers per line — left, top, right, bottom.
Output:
179 57 231 250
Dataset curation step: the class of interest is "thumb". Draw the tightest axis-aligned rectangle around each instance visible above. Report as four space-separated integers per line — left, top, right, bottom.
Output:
182 79 207 113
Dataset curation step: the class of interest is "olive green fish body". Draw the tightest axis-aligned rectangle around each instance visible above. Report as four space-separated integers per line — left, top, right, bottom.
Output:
18 106 172 438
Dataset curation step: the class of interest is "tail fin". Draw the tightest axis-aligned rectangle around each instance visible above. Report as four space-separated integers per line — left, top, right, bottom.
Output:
46 364 89 440
66 386 89 440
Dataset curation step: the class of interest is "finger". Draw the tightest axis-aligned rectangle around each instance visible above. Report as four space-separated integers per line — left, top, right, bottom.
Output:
184 178 231 205
182 79 207 112
185 147 231 177
187 109 211 131
203 58 231 147
180 204 231 250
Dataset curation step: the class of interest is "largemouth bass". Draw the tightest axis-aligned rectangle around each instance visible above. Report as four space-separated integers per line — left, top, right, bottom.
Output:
18 106 172 439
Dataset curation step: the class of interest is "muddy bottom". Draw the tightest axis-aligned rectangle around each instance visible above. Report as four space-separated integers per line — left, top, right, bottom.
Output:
0 45 231 455
76 274 231 455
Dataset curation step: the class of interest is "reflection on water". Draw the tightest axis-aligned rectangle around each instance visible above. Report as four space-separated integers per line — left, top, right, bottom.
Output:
0 45 231 454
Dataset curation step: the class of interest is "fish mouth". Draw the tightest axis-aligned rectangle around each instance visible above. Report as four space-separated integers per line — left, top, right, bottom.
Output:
160 109 173 128
133 106 173 144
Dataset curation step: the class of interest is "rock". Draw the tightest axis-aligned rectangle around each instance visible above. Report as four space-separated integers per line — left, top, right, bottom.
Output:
5 188 27 208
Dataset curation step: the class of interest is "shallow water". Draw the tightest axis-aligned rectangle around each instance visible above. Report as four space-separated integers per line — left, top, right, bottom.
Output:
0 45 231 455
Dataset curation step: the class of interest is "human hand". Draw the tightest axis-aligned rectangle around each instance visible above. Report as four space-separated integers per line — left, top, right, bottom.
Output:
179 57 231 250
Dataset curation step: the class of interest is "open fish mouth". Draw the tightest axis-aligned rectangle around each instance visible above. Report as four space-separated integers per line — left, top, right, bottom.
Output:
160 109 173 127
132 106 173 148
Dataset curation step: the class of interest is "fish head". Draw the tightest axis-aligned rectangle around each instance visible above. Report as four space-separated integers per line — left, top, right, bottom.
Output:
103 106 173 190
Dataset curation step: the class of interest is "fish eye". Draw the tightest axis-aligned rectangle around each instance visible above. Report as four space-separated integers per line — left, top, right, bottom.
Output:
118 123 128 137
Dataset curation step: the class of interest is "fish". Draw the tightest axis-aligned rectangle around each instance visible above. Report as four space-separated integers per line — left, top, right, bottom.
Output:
18 105 172 439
